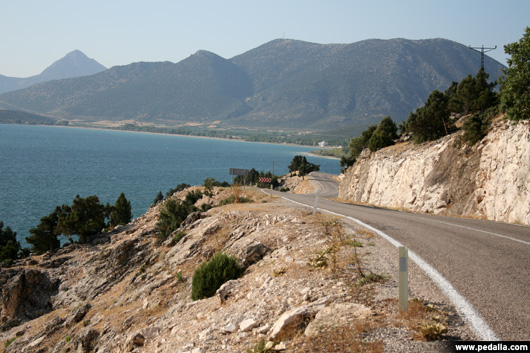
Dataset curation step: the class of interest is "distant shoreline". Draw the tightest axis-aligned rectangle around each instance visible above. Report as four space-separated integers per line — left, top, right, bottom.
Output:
303 151 340 160
1 122 329 151
70 124 325 149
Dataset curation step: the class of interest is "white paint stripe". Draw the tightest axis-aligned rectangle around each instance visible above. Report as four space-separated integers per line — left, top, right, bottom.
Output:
276 193 500 341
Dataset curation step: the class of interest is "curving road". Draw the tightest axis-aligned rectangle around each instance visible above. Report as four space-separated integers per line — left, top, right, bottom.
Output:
272 172 530 341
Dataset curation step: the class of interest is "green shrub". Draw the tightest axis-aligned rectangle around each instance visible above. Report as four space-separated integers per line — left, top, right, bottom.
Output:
342 117 397 171
185 189 203 204
165 183 191 198
217 195 251 206
191 253 244 300
171 230 186 245
4 337 16 348
246 339 277 353
461 106 497 146
201 203 212 212
156 199 196 241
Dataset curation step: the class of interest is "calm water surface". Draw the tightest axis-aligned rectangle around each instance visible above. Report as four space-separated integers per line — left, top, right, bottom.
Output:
0 124 340 247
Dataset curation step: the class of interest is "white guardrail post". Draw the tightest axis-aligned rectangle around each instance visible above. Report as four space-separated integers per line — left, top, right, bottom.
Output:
399 246 408 311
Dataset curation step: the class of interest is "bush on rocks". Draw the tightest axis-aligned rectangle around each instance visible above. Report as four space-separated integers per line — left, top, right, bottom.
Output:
191 253 244 301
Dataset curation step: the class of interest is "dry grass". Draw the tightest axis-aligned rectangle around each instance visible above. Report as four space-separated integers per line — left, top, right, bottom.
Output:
397 298 448 341
288 323 384 353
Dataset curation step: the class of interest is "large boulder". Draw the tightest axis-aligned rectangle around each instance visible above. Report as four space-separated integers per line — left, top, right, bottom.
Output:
1 269 59 321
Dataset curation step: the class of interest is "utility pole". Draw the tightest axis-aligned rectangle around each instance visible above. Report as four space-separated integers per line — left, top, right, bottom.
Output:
469 45 497 70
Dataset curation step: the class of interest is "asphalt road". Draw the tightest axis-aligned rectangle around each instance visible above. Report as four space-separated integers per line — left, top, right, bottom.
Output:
272 172 530 341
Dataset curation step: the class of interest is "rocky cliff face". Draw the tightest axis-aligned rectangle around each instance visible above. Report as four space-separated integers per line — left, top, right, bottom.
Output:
0 187 474 352
339 118 530 225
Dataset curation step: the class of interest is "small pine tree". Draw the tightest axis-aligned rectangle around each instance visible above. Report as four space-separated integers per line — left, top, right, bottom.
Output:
57 195 106 243
288 156 319 177
203 178 215 195
0 221 17 248
348 125 377 158
110 192 132 227
0 221 21 264
407 90 450 143
26 207 63 255
367 116 398 152
152 191 164 206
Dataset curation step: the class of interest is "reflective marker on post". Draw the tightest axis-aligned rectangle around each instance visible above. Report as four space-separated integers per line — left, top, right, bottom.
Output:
313 190 320 215
399 246 408 311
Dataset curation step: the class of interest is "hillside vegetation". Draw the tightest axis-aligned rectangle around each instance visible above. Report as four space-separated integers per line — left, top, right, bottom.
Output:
0 38 505 131
0 110 59 125
340 27 530 169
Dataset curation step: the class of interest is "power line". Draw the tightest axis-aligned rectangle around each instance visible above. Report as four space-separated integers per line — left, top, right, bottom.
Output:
469 45 497 69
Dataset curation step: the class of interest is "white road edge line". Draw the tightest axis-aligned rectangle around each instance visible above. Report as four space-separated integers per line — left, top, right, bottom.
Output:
273 192 500 341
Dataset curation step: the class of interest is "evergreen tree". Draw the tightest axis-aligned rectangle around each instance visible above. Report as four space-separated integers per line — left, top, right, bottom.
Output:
110 192 132 227
288 156 319 176
203 178 215 195
367 116 398 152
0 221 21 264
0 221 17 248
500 27 530 121
448 68 498 114
26 207 63 255
152 191 164 206
348 125 377 158
407 90 450 143
57 195 106 243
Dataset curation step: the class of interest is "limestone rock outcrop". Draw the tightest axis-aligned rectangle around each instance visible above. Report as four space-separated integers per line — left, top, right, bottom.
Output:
1 269 59 321
339 119 530 225
0 187 475 352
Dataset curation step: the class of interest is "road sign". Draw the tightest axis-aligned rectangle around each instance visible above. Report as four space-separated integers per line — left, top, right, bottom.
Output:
259 177 271 183
229 168 249 177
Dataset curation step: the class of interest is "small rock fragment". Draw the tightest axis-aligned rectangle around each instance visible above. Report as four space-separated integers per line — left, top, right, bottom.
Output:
222 323 237 333
239 318 257 332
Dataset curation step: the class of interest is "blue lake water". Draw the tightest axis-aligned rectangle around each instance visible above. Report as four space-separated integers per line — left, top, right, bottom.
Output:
0 124 340 247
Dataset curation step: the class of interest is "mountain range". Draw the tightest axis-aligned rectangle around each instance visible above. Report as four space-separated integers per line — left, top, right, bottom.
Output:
0 50 106 95
0 38 505 130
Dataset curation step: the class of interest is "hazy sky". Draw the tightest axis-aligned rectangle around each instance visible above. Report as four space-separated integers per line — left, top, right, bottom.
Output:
1 0 528 77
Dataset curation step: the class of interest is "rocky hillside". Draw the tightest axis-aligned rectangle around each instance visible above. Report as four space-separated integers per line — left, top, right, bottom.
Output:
339 117 530 226
0 38 505 130
0 186 475 353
